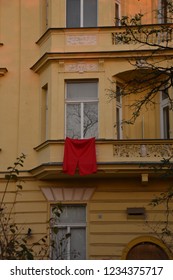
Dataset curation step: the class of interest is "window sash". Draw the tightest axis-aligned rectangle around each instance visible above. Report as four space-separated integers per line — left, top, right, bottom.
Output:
83 0 97 27
66 81 98 101
66 0 80 27
66 102 98 139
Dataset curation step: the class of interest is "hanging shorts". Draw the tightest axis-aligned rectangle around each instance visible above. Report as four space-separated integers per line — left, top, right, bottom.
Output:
63 137 97 176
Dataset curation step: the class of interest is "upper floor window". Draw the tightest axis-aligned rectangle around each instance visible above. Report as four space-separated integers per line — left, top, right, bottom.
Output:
160 88 170 138
66 0 97 27
41 84 49 141
116 84 122 139
159 0 169 23
66 80 98 139
41 0 49 32
115 1 121 26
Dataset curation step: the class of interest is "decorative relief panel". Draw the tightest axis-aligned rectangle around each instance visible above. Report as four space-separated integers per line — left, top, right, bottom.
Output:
65 62 98 73
113 144 173 158
66 35 97 45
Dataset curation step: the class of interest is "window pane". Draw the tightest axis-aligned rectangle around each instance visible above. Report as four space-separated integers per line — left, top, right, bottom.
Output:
52 228 69 260
83 0 97 27
66 0 80 27
53 227 86 260
161 0 168 23
66 104 81 138
67 81 98 100
84 103 98 138
70 228 86 259
59 205 86 223
116 85 121 103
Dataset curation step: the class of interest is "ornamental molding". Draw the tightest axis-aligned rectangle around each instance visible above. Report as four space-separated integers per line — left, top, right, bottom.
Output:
65 62 98 73
66 35 97 45
113 144 173 158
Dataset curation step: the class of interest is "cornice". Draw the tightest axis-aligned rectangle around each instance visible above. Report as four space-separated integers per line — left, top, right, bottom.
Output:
36 24 173 45
30 49 171 73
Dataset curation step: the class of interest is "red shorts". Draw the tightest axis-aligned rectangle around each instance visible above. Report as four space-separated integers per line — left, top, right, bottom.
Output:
63 137 97 176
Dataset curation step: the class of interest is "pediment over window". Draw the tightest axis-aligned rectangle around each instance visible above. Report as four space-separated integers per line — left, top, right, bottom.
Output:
41 187 95 202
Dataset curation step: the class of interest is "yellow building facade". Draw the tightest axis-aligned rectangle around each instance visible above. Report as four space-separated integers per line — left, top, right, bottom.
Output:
0 0 173 259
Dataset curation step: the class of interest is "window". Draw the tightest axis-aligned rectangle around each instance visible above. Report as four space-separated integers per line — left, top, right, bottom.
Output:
160 88 170 139
115 1 121 26
66 80 98 139
66 0 97 27
41 84 49 141
159 0 169 23
52 205 86 260
116 84 122 139
41 0 49 31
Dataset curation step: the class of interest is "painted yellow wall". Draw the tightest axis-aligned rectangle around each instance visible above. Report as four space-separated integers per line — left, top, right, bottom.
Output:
0 0 173 260
1 177 173 259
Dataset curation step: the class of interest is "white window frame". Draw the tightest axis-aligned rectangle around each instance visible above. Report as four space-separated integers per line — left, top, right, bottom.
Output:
160 89 170 139
65 80 98 139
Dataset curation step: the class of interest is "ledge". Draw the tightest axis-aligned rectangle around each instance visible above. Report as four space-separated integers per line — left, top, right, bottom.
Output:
29 160 170 180
34 138 173 151
36 24 173 45
31 24 173 73
32 139 173 180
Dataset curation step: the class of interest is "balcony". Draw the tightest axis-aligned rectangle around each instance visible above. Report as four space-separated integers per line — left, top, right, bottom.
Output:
31 139 173 180
31 24 173 73
112 24 173 46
